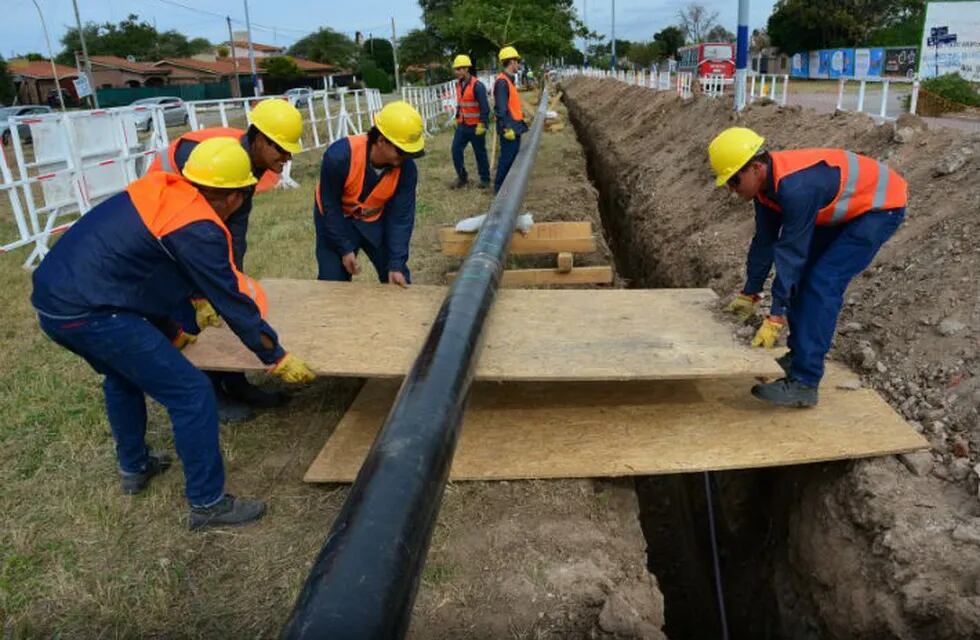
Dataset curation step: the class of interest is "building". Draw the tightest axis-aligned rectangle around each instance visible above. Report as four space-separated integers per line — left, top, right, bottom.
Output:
224 32 286 59
9 59 79 105
88 55 171 88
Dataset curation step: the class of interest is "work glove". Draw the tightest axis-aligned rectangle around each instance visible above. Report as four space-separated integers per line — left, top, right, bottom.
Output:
172 329 198 351
502 128 516 141
751 315 786 349
725 292 760 323
269 353 316 384
475 123 486 136
191 298 222 329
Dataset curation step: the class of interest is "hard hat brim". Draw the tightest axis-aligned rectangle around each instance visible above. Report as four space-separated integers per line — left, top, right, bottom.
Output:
713 137 764 187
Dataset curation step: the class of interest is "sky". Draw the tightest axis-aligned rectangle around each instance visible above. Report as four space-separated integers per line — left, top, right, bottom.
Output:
5 0 779 60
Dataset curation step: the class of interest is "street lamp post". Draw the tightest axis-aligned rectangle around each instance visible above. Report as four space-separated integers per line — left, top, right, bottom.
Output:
30 0 66 111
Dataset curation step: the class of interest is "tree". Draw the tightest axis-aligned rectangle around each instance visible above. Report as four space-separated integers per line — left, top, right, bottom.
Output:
57 14 210 64
629 41 664 67
705 25 736 43
767 0 924 54
358 58 394 93
362 38 395 75
0 55 15 106
677 3 720 43
750 28 771 52
288 28 359 68
653 26 685 58
23 53 49 61
260 56 302 79
398 28 448 68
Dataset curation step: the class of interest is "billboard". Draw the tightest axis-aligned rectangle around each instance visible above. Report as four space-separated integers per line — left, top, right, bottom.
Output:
827 49 856 78
919 1 980 80
884 47 919 77
791 52 809 77
854 48 886 78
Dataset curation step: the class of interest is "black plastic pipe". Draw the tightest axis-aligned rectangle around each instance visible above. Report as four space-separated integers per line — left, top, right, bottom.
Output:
281 86 551 640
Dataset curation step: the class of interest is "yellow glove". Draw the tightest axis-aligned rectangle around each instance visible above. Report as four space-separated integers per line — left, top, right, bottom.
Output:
192 298 222 329
502 128 516 141
172 329 197 350
475 123 486 136
751 316 786 349
725 293 760 323
269 353 316 384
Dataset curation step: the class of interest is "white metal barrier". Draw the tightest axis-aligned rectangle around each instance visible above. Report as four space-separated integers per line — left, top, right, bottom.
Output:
402 80 457 134
834 77 919 122
700 75 734 98
557 67 691 99
748 73 790 106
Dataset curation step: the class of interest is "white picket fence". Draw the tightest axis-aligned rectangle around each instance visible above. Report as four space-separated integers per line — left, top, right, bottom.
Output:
747 73 790 106
401 73 505 134
1 87 382 267
834 77 919 122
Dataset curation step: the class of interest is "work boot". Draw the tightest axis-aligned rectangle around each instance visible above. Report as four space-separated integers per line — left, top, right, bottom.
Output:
189 495 266 531
751 378 818 408
776 352 793 376
450 177 468 189
220 372 287 409
120 452 172 495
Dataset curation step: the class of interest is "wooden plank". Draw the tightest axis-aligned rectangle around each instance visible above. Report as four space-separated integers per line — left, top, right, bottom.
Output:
438 221 596 256
183 279 784 381
447 265 614 287
304 362 929 483
556 252 574 273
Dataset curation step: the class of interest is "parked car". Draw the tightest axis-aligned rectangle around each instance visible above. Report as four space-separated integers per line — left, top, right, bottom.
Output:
46 89 76 108
0 105 54 145
130 96 188 132
285 87 314 107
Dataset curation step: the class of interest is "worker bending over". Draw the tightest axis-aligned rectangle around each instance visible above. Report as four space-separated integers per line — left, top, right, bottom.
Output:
711 127 907 407
493 46 528 193
150 98 303 422
450 54 490 189
313 101 424 286
32 138 315 530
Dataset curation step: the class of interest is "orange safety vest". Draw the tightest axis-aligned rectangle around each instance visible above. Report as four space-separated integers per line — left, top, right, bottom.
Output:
496 73 524 123
456 77 481 126
315 134 401 223
148 126 280 194
756 149 908 226
126 172 269 317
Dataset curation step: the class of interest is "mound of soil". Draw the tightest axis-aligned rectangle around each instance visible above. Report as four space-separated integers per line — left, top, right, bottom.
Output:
564 77 980 638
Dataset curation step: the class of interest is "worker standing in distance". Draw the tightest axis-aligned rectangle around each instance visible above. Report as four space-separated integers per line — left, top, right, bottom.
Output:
32 138 316 530
313 101 424 287
711 127 907 408
493 46 528 193
450 54 491 189
149 98 303 422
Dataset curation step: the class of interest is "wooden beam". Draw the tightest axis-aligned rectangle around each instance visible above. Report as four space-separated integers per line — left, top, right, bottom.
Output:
447 265 613 287
556 252 574 273
304 362 929 483
439 221 596 256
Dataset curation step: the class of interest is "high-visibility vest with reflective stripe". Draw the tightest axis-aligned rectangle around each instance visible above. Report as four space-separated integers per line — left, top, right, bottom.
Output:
456 77 481 125
497 72 524 122
314 134 401 223
126 172 269 317
148 126 280 194
756 149 908 226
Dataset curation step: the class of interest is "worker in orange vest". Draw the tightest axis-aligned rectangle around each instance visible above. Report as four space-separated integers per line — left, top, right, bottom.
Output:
32 138 315 529
313 101 424 286
149 98 303 422
450 54 490 189
493 46 528 193
710 127 907 407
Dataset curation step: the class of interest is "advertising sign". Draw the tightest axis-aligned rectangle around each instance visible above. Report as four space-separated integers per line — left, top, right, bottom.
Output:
919 1 980 80
884 46 918 77
791 52 809 78
827 49 855 78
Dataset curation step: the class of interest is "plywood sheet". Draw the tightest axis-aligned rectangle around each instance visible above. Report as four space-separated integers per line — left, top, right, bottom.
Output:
438 221 596 256
304 363 928 482
184 280 784 381
447 265 614 286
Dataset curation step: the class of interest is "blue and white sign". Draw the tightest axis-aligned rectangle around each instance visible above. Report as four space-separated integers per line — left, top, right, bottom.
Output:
919 1 980 80
791 52 809 78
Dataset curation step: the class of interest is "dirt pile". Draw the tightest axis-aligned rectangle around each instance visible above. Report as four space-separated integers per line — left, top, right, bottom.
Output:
564 76 980 638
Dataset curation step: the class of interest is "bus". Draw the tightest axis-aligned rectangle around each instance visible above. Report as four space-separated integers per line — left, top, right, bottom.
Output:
677 42 735 78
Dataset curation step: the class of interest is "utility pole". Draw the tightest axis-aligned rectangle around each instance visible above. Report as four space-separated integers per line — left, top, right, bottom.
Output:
734 0 750 111
71 0 98 107
610 0 616 70
391 17 401 93
227 16 242 98
243 0 260 96
30 0 65 111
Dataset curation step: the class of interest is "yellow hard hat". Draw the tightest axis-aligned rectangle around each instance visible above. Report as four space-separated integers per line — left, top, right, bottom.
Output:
183 137 258 189
250 98 303 154
374 101 425 155
498 46 520 63
453 54 473 69
708 127 765 187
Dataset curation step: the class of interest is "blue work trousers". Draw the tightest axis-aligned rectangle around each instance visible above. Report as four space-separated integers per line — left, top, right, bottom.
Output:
38 312 224 507
786 208 905 387
452 124 490 185
494 133 521 192
314 209 411 283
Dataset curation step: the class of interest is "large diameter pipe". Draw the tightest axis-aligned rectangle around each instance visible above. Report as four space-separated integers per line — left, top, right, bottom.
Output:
281 86 551 640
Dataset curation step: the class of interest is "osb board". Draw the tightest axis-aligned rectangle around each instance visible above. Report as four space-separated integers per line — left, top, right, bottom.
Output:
438 221 596 256
447 265 614 286
184 279 784 381
304 363 928 482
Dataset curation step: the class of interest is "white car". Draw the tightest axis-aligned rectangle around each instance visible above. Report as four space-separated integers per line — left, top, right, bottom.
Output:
130 96 188 131
285 87 314 107
0 105 53 145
